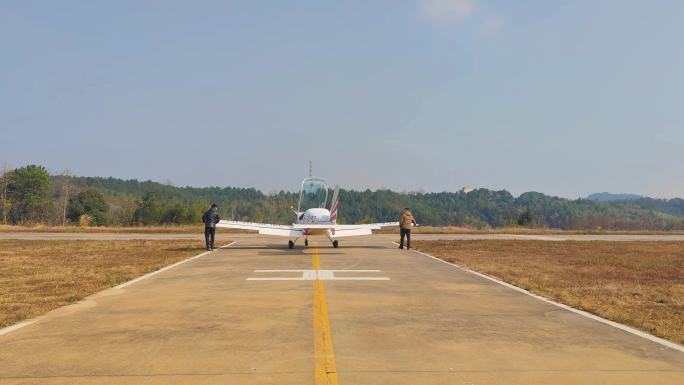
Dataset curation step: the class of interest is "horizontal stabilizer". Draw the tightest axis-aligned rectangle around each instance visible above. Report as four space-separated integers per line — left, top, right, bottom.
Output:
329 228 373 238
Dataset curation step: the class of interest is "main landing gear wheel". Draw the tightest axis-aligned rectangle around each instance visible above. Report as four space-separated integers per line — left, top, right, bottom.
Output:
288 240 294 249
332 240 339 248
305 239 309 247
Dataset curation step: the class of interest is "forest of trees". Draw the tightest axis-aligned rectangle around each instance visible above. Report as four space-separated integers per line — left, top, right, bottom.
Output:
2 164 684 230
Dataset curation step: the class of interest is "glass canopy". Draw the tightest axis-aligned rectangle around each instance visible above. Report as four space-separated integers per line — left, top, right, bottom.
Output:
298 177 329 212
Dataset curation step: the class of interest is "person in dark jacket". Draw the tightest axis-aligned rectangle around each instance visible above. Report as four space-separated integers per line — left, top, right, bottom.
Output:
202 203 220 251
399 208 417 250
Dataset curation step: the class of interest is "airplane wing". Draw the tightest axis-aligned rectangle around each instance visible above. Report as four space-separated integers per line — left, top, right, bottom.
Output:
288 222 399 238
290 222 399 231
217 220 399 238
343 221 399 230
216 220 303 237
329 222 399 238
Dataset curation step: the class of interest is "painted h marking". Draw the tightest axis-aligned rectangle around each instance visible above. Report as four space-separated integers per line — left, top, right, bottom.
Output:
247 269 389 281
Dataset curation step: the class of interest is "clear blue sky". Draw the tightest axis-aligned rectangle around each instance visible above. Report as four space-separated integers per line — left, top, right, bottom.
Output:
2 0 683 198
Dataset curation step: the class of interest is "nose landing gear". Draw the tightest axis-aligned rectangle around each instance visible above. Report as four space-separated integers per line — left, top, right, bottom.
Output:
288 240 295 249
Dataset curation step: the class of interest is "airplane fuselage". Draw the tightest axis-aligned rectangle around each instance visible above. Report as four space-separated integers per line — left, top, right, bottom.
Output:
299 208 331 224
297 208 334 235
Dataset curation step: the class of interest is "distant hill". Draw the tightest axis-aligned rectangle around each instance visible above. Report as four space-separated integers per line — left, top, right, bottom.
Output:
587 192 644 202
53 175 684 230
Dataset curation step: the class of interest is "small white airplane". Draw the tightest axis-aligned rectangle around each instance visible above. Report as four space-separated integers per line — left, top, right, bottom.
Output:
216 176 398 248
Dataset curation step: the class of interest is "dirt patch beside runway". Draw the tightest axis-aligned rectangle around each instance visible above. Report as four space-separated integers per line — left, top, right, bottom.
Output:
0 239 218 328
414 240 684 345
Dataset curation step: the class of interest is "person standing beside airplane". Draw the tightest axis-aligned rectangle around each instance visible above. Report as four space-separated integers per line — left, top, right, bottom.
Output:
202 203 220 251
399 208 417 250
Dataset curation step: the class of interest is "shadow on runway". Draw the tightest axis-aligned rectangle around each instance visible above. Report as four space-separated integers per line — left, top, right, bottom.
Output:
256 251 347 256
226 244 389 255
229 244 388 249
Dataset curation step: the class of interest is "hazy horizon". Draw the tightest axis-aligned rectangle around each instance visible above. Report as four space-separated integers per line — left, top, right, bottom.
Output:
8 164 674 200
3 1 683 199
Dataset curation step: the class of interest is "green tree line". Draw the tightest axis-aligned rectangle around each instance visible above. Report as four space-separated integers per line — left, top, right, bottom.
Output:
1 164 684 230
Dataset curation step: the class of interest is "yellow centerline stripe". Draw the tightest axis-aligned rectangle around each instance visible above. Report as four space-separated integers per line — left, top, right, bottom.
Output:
312 242 339 385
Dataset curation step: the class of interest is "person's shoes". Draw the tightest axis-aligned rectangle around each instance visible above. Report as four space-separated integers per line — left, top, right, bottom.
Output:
206 247 211 251
399 246 404 249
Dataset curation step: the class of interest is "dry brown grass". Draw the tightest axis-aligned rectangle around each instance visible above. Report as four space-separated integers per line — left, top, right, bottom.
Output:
377 225 684 235
0 239 222 328
414 240 684 344
0 224 245 234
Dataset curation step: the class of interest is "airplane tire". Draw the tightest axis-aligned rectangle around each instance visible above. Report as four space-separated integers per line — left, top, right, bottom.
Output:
305 239 309 247
332 240 339 248
288 240 294 249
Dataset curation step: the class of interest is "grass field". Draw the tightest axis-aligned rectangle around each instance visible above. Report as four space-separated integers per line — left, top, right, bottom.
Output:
414 240 684 345
0 239 218 329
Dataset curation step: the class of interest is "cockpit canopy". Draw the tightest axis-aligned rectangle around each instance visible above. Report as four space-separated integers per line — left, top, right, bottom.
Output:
298 177 329 213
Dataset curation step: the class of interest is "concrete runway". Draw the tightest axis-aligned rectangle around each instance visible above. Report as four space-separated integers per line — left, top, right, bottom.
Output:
1 235 683 384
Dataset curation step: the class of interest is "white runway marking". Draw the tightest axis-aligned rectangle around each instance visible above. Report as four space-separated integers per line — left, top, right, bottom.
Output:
247 269 390 281
0 321 36 337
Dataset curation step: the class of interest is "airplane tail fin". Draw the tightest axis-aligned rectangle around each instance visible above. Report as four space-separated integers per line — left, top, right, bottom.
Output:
329 187 340 224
